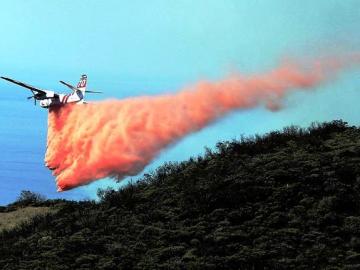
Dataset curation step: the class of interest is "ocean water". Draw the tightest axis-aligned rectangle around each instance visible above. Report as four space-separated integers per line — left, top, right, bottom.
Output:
0 89 87 205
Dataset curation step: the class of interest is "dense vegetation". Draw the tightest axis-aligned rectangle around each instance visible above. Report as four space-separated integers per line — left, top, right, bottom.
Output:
0 120 359 269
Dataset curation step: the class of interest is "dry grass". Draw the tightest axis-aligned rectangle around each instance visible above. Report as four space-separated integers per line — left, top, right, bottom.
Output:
0 207 56 231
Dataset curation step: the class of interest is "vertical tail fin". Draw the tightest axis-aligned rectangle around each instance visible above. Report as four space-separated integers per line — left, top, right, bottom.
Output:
77 74 87 96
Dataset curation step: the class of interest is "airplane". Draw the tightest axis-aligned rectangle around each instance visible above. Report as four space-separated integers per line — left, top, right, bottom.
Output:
0 74 101 108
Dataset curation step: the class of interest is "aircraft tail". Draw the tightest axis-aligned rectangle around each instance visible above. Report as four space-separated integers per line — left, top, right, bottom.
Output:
77 74 87 96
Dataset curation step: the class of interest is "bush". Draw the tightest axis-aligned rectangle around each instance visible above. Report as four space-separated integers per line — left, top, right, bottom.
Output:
15 190 46 206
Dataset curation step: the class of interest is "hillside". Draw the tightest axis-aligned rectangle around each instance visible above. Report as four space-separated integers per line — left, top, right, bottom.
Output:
0 120 360 269
0 206 55 232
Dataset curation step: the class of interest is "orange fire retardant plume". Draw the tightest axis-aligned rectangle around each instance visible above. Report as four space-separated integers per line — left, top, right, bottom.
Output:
45 55 359 191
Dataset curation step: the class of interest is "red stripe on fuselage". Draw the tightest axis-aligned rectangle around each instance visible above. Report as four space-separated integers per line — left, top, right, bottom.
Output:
62 94 70 104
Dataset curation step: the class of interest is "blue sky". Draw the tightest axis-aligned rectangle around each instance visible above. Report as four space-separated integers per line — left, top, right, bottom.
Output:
0 1 359 205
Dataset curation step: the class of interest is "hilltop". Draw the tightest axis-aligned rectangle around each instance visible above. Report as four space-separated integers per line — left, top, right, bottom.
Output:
0 120 359 269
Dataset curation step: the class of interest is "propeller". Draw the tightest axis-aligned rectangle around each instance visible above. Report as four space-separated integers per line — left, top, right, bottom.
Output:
27 96 36 106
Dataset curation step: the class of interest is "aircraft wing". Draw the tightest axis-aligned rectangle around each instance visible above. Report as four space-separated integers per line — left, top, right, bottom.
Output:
85 90 102 93
59 80 78 92
1 76 47 95
60 80 102 93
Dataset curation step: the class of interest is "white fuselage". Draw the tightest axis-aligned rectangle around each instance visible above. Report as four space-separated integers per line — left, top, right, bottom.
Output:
39 90 84 108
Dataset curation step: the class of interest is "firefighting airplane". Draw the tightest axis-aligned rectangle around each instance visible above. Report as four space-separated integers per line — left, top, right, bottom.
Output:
1 74 101 108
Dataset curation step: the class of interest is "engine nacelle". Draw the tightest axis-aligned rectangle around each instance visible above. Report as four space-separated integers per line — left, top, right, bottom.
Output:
40 99 52 108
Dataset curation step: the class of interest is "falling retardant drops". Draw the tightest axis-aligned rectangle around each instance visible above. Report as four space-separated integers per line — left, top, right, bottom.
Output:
45 54 360 191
